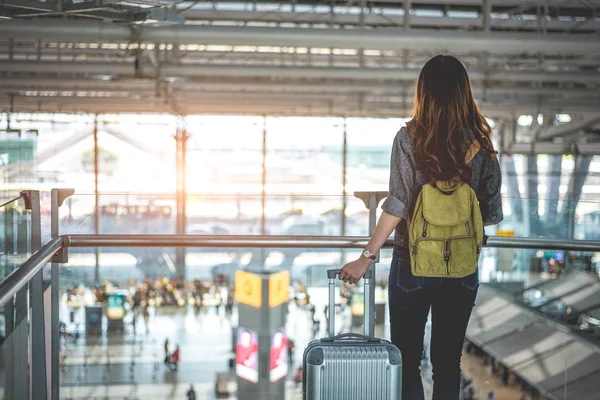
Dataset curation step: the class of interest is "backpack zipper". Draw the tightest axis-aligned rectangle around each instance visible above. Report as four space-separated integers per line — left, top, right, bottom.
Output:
412 237 445 256
445 236 476 275
422 220 428 237
465 222 470 236
444 241 450 275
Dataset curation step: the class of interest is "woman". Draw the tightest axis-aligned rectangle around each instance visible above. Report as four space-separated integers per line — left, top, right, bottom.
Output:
339 55 503 400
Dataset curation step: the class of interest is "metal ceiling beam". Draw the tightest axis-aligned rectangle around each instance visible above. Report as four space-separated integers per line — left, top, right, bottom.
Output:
1 60 598 85
1 78 599 100
538 115 600 141
267 0 596 6
506 141 600 155
4 93 599 124
179 8 600 32
1 20 599 55
3 45 595 68
2 92 598 114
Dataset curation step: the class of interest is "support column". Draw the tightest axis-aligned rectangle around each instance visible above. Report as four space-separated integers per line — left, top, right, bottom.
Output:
358 0 366 67
545 155 563 227
562 155 592 239
260 116 267 267
93 115 100 284
175 119 188 279
482 0 491 33
503 155 524 227
403 0 411 29
341 118 348 237
526 155 540 236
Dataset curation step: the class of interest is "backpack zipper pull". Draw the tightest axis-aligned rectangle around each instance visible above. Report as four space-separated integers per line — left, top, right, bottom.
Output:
444 246 450 262
444 241 451 275
422 220 428 237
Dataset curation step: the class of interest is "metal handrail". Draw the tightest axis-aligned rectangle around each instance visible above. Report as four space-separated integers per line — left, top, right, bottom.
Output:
0 194 23 208
66 234 600 252
0 236 63 307
1 233 599 308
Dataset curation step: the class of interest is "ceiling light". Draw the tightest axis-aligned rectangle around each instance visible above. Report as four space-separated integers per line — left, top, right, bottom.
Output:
164 76 186 83
92 74 117 81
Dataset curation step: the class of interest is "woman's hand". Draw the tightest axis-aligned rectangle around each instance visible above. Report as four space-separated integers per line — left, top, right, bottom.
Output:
339 257 372 285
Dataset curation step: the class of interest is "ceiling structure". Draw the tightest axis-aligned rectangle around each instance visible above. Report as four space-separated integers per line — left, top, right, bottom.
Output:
0 0 599 151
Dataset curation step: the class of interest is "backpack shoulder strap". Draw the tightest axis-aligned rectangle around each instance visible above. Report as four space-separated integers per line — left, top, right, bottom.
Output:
465 139 481 165
431 138 481 191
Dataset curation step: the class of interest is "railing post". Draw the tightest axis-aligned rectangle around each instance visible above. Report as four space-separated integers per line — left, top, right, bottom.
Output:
50 188 73 400
13 287 28 399
353 191 388 337
4 298 14 400
22 190 48 400
13 191 33 400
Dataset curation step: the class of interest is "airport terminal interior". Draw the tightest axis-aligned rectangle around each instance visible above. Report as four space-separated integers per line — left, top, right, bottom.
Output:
0 0 600 399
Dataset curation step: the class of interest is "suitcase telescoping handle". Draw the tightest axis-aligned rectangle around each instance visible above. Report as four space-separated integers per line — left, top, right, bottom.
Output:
327 268 373 337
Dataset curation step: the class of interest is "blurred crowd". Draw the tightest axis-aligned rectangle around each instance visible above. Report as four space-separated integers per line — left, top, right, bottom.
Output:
63 276 235 317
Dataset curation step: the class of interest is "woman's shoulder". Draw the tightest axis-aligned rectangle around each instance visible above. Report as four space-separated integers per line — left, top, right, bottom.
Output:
395 125 413 149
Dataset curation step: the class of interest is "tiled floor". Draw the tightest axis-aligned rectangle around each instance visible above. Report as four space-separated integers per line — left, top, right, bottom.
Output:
59 298 519 399
461 351 531 400
60 302 337 399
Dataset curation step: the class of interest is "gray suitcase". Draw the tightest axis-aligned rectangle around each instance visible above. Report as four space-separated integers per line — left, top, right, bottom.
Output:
302 269 402 400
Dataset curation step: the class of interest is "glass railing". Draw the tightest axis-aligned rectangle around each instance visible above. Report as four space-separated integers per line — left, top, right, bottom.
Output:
1 189 599 400
0 192 49 400
49 237 600 400
54 192 600 293
52 192 600 239
0 195 31 280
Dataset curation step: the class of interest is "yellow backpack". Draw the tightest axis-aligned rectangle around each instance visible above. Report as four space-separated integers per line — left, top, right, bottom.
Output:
407 142 484 278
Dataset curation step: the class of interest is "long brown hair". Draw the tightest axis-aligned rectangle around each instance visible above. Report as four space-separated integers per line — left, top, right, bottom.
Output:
407 55 495 184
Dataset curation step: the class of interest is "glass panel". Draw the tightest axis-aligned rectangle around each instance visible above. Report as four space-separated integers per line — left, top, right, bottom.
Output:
0 197 32 400
188 194 262 235
97 118 177 194
500 154 600 240
265 195 345 236
346 118 404 193
0 197 31 280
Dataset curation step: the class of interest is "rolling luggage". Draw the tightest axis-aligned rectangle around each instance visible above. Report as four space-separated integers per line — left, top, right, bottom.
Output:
302 269 402 400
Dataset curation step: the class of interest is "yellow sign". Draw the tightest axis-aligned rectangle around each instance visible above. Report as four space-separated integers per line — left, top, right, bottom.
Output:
235 271 262 308
268 270 290 308
497 230 515 237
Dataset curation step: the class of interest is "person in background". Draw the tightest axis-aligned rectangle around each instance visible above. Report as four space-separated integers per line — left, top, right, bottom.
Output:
502 365 510 385
287 339 295 365
170 345 180 371
215 293 222 315
225 295 234 316
164 338 170 363
186 384 196 400
312 319 320 339
294 367 303 388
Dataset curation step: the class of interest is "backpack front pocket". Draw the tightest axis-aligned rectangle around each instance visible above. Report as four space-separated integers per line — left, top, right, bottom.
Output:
448 236 479 277
411 238 448 277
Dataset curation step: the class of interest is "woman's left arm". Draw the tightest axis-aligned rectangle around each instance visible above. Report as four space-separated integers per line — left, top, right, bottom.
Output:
338 211 402 285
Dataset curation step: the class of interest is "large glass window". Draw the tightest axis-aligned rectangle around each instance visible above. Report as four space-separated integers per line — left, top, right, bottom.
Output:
265 117 344 235
185 115 264 235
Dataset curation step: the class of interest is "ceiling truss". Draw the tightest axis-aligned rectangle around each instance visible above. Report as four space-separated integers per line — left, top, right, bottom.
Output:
0 0 598 149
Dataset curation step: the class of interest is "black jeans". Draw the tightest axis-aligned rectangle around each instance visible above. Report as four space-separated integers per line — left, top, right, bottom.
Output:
388 246 479 400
